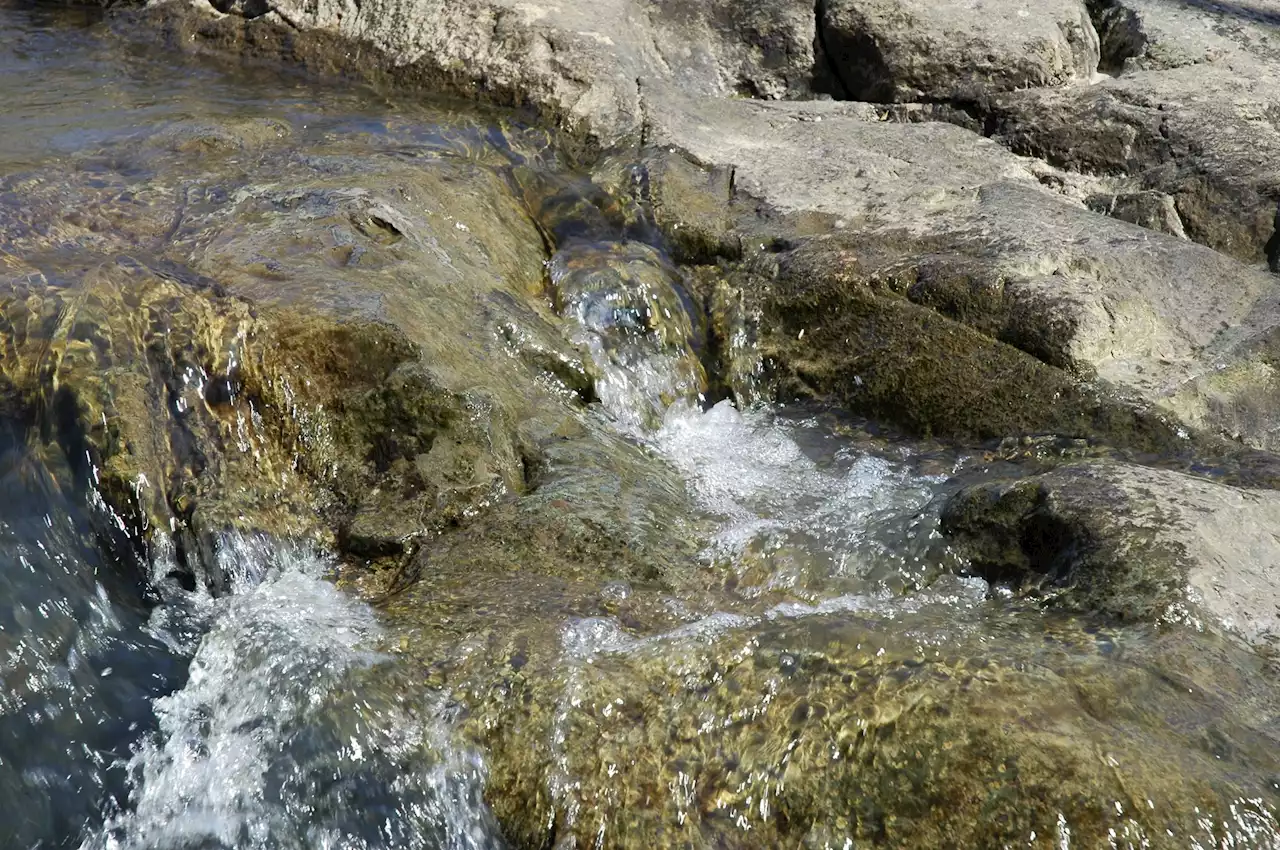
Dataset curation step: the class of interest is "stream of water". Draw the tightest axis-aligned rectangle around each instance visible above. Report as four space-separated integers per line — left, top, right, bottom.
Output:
5 4 1280 849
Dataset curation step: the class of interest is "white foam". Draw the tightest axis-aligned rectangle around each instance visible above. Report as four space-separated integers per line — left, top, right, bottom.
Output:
653 400 941 577
86 535 503 850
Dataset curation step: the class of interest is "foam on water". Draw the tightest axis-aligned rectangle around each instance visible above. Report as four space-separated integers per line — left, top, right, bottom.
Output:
653 400 945 589
86 535 504 850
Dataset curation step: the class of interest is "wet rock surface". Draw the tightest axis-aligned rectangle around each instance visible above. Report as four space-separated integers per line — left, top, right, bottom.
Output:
135 0 1280 444
11 2 1280 849
943 460 1280 650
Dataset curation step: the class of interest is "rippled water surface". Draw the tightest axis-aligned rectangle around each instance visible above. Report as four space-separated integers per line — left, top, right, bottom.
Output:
5 3 1280 849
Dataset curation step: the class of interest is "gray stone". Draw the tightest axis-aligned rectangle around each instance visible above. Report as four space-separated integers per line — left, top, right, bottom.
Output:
1088 0 1280 72
819 0 1101 102
151 0 816 149
1085 189 1188 237
640 88 1280 447
942 460 1280 650
137 0 1280 447
980 0 1280 269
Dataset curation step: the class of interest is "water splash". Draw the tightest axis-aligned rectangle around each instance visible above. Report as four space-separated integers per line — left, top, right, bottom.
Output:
85 535 505 850
654 400 945 592
549 240 705 435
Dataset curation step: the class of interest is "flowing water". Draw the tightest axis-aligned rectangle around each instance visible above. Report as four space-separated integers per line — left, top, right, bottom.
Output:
4 3 1280 849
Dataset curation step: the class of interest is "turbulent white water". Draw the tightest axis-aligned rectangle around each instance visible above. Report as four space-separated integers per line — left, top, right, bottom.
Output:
654 400 943 580
85 535 504 850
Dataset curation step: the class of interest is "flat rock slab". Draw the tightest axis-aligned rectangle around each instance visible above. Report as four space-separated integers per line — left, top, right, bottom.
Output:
1090 0 1280 71
820 0 1100 101
942 461 1280 650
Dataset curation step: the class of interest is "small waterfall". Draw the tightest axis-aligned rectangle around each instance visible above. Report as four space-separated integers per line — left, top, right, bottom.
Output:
84 535 505 850
548 239 706 435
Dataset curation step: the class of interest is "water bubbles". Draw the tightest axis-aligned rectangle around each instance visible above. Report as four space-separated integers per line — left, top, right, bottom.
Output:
652 400 944 595
85 534 507 850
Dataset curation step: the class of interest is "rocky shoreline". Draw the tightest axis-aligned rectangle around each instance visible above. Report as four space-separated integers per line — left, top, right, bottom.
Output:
132 0 1280 444
8 0 1280 845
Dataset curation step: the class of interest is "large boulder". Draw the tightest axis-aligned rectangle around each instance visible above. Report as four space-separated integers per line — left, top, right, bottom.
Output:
977 0 1280 269
0 109 600 581
140 0 818 150
639 89 1280 449
942 461 1280 649
819 0 1101 102
370 583 1280 848
135 0 1280 452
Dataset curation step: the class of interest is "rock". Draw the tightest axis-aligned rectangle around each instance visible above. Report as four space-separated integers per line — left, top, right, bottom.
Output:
0 106 613 581
1087 0 1280 73
942 460 1280 649
132 0 1280 451
978 0 1280 269
1085 189 1188 238
819 0 1101 102
636 84 1280 451
743 233 1179 445
636 89 1280 448
391 592 1280 848
139 0 818 150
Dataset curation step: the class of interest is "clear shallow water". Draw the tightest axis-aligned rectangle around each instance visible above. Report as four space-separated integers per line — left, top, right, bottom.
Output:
0 5 520 846
4 2 1280 848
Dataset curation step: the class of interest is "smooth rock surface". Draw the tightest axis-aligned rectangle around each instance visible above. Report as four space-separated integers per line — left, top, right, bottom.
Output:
820 0 1101 101
639 89 1280 447
942 461 1280 649
141 0 1280 448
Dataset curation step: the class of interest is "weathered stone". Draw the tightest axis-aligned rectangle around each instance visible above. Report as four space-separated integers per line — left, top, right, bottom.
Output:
1085 189 1187 237
139 0 817 150
385 594 1280 848
819 0 1101 102
0 103 629 584
977 0 1280 269
942 461 1280 649
634 86 1280 448
129 0 1280 452
1087 0 1280 73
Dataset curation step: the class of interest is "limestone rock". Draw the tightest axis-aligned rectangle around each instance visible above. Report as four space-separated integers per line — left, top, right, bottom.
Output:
819 0 1101 102
1085 189 1187 238
640 90 1280 448
404 594 1280 848
144 0 818 149
942 461 1280 649
1087 0 1280 72
980 0 1280 269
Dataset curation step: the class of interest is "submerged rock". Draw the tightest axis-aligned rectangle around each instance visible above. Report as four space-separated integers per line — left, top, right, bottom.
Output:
133 0 1280 452
0 107 609 583
942 461 1280 650
379 593 1280 848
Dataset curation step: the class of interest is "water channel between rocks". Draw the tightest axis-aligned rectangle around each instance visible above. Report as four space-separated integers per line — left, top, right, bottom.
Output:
4 4 1280 849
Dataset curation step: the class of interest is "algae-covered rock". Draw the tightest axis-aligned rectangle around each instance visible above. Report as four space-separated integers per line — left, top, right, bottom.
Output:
0 104 613 582
385 597 1280 848
736 234 1186 449
942 461 1280 650
0 252 537 581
